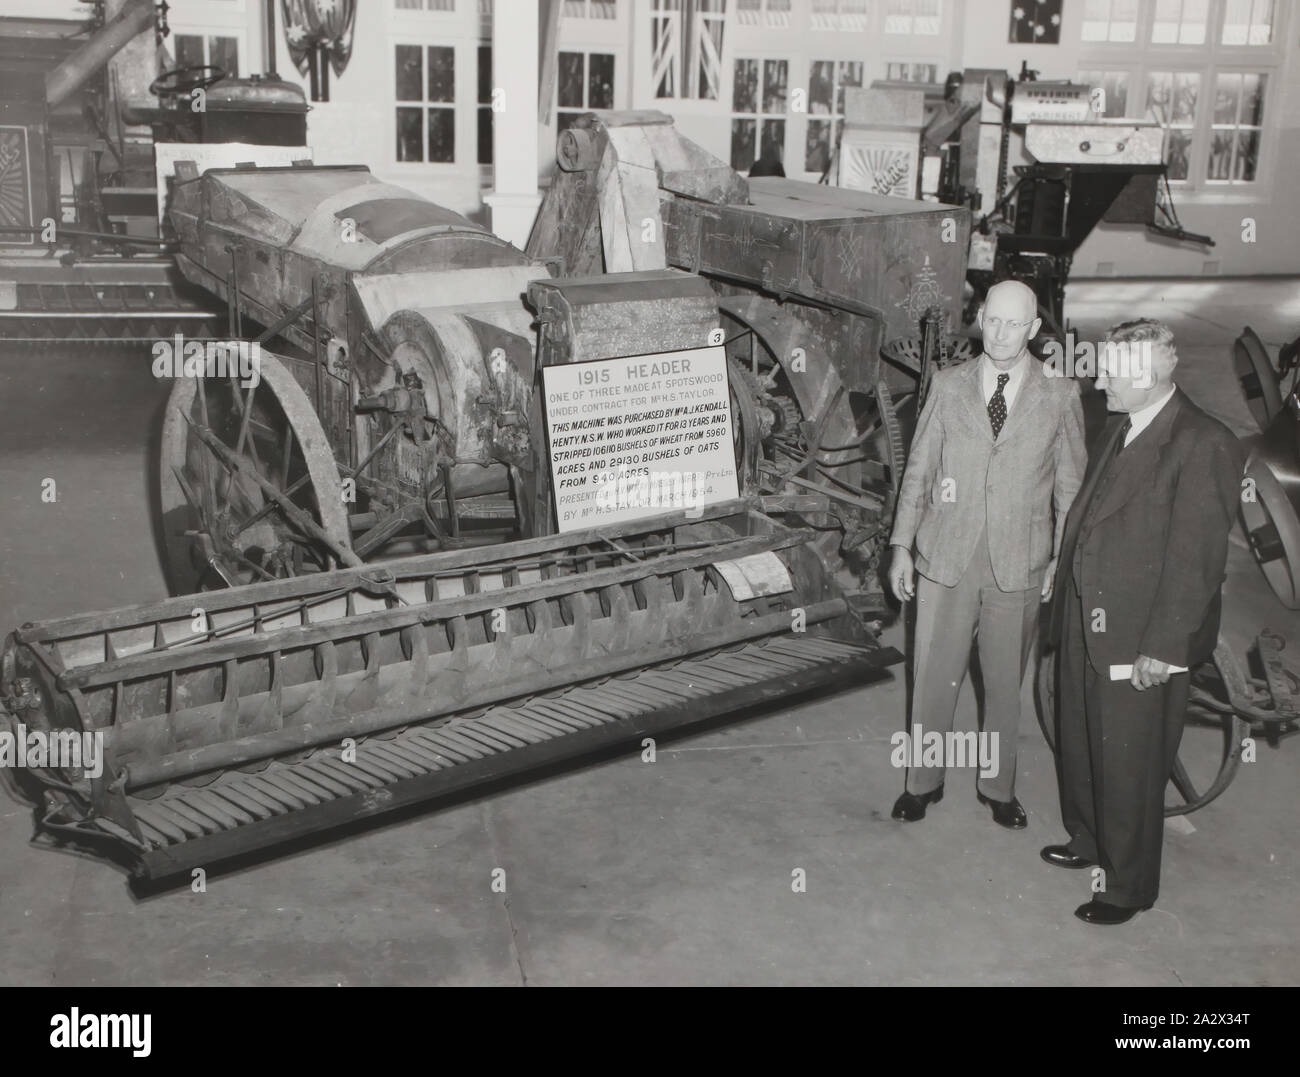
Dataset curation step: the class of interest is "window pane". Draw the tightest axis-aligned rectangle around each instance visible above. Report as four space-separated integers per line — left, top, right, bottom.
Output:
1241 72 1266 126
806 118 832 173
558 52 585 108
478 106 493 164
731 118 756 170
1234 130 1260 180
836 60 862 113
760 118 785 160
396 107 423 161
1221 0 1271 43
1212 74 1240 125
733 59 758 113
1081 0 1108 40
396 45 422 101
427 46 455 103
1165 129 1193 180
1147 72 1200 125
763 59 787 113
477 45 492 104
175 34 204 69
588 53 615 109
1206 129 1233 180
1079 71 1128 117
1181 0 1209 43
427 108 455 162
1111 0 1138 40
1153 0 1207 44
809 61 835 114
209 36 239 77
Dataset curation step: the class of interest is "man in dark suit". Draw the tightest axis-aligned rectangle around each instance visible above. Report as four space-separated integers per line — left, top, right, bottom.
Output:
1043 319 1246 925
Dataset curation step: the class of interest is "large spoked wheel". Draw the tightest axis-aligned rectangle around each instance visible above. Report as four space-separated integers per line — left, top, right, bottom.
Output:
722 309 905 578
159 351 352 594
1240 451 1300 610
1233 327 1284 433
1035 640 1251 817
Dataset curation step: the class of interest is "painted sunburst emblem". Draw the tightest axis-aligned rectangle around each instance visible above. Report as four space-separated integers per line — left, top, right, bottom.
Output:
0 127 33 234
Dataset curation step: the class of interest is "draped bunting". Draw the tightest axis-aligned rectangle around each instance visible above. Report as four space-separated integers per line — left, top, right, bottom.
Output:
281 0 357 101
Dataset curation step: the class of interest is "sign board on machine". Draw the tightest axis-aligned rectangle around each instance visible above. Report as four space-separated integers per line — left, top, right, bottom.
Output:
542 345 740 532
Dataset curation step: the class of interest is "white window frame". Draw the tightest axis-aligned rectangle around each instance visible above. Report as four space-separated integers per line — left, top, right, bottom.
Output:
810 1 871 32
392 0 459 13
882 0 942 36
390 41 466 169
728 54 791 172
882 60 940 83
555 48 622 128
1079 0 1285 199
802 58 864 178
562 0 620 18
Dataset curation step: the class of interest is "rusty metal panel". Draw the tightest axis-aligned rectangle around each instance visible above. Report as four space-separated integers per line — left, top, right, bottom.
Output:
665 181 968 345
529 269 719 367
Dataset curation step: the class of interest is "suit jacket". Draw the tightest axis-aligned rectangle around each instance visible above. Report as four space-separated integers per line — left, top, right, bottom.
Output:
890 355 1087 591
1047 389 1246 670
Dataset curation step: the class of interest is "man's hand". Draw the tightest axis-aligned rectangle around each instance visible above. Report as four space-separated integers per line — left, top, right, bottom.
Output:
889 546 916 603
1040 557 1058 603
1131 654 1173 691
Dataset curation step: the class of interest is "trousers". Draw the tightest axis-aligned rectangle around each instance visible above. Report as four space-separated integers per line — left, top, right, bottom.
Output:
905 526 1040 801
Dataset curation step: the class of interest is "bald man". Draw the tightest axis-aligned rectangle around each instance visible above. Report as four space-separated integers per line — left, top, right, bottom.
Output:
888 279 1086 827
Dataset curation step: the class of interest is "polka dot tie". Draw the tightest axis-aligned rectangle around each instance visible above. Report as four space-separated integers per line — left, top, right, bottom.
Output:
988 373 1011 439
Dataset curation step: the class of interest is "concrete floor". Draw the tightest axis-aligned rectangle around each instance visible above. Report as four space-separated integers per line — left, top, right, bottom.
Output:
0 278 1297 985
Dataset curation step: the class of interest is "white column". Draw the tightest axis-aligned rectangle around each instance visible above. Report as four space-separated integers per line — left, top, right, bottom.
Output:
483 0 542 250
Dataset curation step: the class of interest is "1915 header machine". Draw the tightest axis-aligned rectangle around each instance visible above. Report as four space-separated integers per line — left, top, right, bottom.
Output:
2 107 970 881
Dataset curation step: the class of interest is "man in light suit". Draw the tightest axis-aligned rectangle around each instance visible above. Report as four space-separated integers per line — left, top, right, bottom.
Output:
1042 320 1245 925
889 279 1087 826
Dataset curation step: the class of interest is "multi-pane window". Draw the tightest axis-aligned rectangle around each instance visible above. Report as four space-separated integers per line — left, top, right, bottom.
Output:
395 45 455 163
651 0 726 100
1077 70 1130 117
563 0 617 15
805 60 862 174
556 51 616 132
810 0 870 31
1152 0 1209 44
1081 0 1138 41
885 61 938 83
1207 71 1266 181
884 0 940 34
1145 71 1200 180
731 58 787 172
477 45 493 165
174 33 240 77
1220 0 1274 44
737 0 793 27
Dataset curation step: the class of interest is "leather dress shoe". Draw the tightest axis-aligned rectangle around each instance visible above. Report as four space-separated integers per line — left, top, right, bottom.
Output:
1040 845 1094 869
1074 899 1153 925
976 791 1027 829
891 786 944 821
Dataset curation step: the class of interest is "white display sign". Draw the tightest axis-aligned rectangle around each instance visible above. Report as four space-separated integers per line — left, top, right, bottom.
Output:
543 345 740 532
